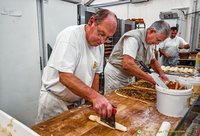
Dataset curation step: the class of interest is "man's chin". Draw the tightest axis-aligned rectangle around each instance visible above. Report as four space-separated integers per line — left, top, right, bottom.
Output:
90 43 101 47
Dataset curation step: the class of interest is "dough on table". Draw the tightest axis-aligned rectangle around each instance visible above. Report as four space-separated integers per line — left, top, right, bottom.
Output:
174 67 178 72
178 68 184 73
183 68 189 73
169 67 175 72
188 69 194 74
89 115 127 132
161 66 165 70
165 66 171 72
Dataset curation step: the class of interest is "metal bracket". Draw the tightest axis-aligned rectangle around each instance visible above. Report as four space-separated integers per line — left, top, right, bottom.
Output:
61 0 81 4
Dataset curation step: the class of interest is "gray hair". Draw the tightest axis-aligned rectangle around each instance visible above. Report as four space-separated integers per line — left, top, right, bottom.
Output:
148 20 170 37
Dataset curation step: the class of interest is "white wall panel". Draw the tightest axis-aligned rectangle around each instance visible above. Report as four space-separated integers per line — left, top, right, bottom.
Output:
43 0 78 49
0 0 41 126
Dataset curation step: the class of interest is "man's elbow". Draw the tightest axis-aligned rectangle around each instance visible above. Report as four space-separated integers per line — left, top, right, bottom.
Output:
59 72 65 84
122 63 129 70
122 61 133 71
59 72 71 85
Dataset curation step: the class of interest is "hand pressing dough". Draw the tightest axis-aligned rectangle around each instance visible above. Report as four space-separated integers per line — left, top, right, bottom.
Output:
89 115 127 132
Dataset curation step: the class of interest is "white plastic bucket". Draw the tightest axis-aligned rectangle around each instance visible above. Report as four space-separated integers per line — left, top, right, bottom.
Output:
177 77 200 104
156 84 192 117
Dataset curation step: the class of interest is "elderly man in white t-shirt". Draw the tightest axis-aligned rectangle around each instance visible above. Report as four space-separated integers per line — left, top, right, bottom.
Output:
104 20 170 94
159 27 190 66
37 9 117 122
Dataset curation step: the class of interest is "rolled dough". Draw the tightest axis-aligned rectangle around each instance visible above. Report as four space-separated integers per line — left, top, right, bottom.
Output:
89 115 127 132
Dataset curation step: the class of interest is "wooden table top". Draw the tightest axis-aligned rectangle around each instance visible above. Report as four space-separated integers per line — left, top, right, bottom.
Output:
31 91 182 136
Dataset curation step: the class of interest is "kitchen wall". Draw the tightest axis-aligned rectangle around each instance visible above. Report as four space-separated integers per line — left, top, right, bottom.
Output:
0 0 41 126
43 0 78 49
0 0 78 126
42 0 78 65
88 0 194 43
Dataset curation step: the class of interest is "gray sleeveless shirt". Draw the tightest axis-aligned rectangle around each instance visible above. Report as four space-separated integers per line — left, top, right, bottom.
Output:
108 29 155 78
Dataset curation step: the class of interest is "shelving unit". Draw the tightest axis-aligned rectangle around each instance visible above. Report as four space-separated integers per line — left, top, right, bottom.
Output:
104 38 114 58
127 18 146 29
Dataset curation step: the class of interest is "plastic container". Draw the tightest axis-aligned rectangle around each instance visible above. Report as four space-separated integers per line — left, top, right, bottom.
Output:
166 75 200 105
0 110 39 136
156 84 192 117
178 77 200 104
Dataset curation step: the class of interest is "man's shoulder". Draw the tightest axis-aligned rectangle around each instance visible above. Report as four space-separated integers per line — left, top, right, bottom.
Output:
57 25 85 41
163 37 172 43
124 29 145 41
175 36 187 43
174 36 184 40
127 29 145 34
61 25 84 33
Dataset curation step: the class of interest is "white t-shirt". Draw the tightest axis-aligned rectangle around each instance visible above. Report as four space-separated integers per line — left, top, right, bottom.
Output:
123 37 155 62
160 36 188 57
123 37 138 58
41 25 104 102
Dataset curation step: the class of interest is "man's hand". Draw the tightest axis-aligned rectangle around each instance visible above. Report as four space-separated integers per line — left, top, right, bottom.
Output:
179 44 190 49
149 77 156 84
179 45 185 49
159 74 168 81
92 94 116 119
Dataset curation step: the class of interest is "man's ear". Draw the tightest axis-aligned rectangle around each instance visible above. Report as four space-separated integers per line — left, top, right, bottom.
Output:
88 16 96 26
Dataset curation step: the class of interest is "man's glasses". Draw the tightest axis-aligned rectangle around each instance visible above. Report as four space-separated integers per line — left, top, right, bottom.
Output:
96 20 110 42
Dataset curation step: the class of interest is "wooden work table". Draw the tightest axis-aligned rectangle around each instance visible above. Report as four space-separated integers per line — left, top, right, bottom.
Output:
31 91 182 136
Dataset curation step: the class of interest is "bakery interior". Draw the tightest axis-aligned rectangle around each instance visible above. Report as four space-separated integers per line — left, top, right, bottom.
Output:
0 0 200 135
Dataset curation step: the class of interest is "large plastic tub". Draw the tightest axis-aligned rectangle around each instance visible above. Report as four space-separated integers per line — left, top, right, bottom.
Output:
177 77 200 104
156 84 192 117
166 75 200 104
0 110 40 136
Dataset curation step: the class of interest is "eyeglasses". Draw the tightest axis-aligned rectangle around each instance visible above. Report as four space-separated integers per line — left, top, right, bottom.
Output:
96 21 110 42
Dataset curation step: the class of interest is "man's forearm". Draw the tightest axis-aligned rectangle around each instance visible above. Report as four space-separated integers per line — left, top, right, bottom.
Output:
59 72 100 102
123 55 154 83
159 48 171 58
159 48 167 57
149 58 164 75
91 73 99 92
